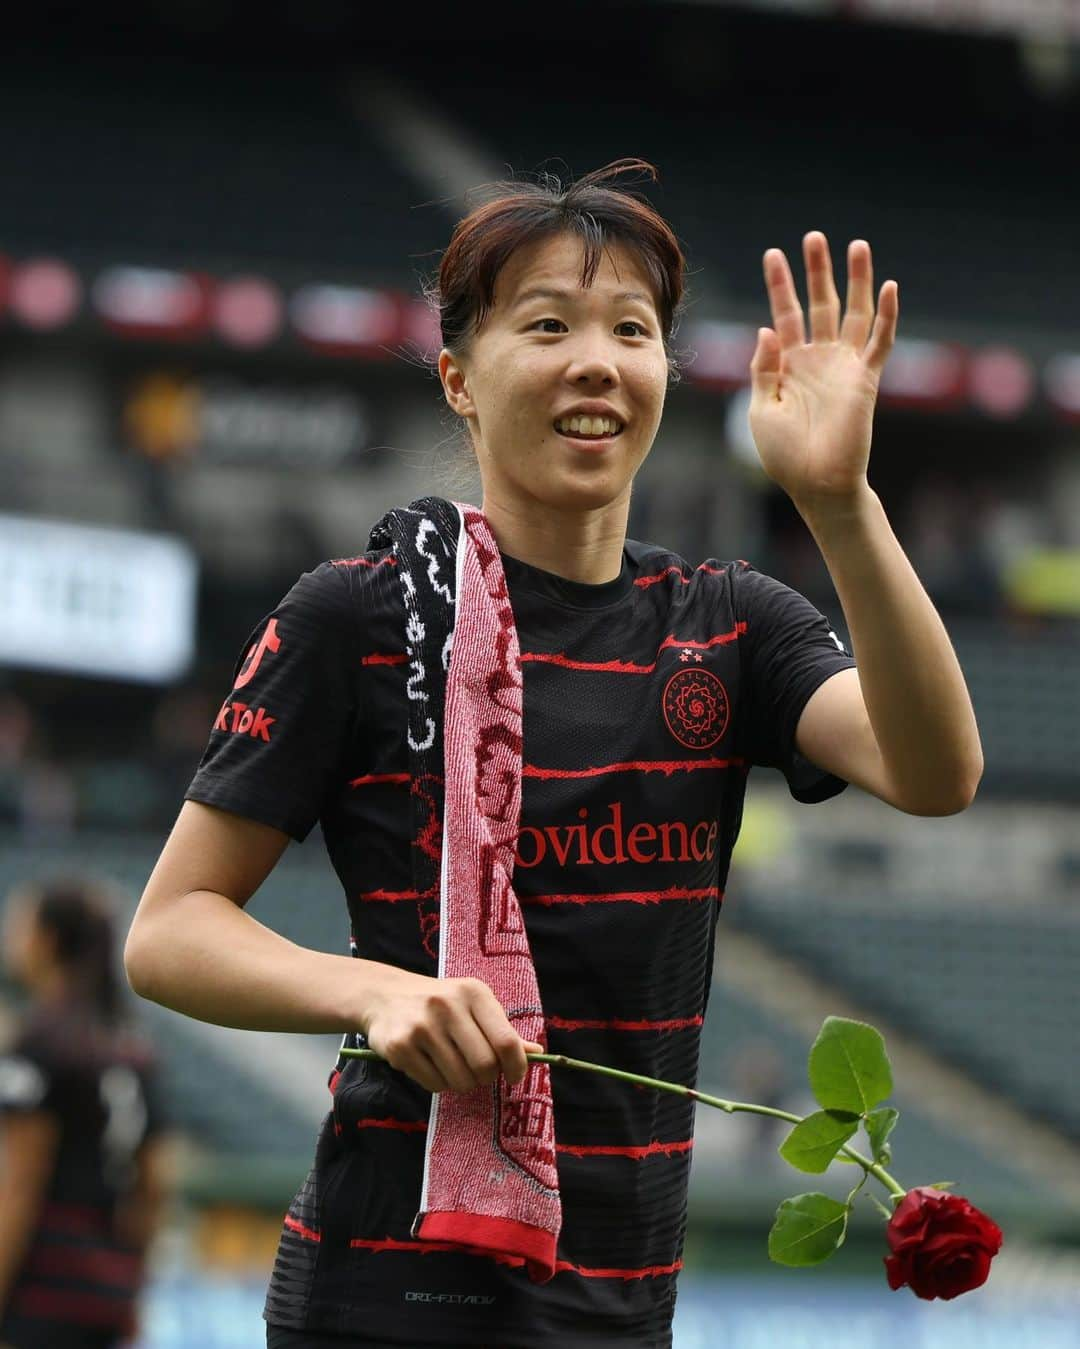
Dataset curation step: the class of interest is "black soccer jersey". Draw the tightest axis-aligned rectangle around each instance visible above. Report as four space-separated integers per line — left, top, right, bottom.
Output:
0 1002 162 1342
185 536 856 1349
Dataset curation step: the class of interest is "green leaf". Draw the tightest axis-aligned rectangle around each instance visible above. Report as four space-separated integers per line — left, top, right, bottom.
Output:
768 1192 850 1267
778 1110 860 1174
865 1106 900 1163
808 1016 893 1114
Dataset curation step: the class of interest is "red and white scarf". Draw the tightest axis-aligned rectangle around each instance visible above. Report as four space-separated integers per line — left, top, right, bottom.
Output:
369 497 561 1281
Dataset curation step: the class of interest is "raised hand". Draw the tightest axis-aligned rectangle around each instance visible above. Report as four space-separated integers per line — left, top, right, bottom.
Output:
748 232 898 512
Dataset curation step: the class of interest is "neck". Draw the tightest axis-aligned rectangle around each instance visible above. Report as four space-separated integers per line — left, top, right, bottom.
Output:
480 490 630 585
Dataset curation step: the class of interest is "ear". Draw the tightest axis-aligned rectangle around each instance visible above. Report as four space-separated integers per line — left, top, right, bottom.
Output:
438 349 475 419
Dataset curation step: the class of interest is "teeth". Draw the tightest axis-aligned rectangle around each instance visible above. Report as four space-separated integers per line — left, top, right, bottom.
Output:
555 415 622 437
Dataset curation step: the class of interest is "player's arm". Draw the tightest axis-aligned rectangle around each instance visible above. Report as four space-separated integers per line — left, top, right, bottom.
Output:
0 1111 59 1313
124 801 538 1091
792 511 981 815
749 233 982 815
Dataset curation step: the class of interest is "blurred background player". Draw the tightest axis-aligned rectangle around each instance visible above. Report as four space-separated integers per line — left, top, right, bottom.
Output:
0 879 170 1349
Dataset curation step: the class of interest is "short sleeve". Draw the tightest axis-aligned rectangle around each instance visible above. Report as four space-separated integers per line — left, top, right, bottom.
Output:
735 565 857 803
185 561 359 841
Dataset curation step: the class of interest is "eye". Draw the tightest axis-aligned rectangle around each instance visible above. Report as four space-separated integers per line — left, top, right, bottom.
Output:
616 321 650 337
529 318 567 334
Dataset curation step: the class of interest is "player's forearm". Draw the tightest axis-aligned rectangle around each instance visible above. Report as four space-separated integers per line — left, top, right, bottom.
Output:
797 484 983 810
124 889 387 1033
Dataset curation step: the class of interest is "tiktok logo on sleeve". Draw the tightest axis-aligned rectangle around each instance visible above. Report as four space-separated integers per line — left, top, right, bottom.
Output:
213 618 282 741
213 700 275 741
235 618 282 688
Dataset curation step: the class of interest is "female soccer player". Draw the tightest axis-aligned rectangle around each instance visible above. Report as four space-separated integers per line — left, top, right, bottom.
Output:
125 160 982 1348
0 879 168 1349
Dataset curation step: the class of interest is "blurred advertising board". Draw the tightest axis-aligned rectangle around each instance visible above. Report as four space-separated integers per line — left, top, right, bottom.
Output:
848 0 1079 39
733 0 1080 39
0 515 197 683
121 372 373 468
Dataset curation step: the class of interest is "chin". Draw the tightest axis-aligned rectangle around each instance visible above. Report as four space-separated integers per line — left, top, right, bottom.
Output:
533 472 630 514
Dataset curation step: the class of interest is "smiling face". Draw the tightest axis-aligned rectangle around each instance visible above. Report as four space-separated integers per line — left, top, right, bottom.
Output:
438 231 670 520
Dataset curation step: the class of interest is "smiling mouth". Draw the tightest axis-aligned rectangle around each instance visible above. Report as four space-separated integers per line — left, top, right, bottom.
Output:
553 414 624 446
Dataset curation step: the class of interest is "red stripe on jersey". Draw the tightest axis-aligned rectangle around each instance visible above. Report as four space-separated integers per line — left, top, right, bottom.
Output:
523 758 742 780
520 622 746 675
546 1014 703 1031
352 758 737 785
634 566 691 589
361 652 408 666
26 1245 141 1284
634 562 729 589
284 1215 322 1243
525 887 720 906
555 1257 683 1280
331 555 397 569
13 1286 131 1326
39 1202 106 1235
659 627 747 654
520 654 651 674
557 1139 693 1159
355 1117 428 1132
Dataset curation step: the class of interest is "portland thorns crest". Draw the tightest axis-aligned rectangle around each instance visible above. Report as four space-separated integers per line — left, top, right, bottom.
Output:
663 667 730 749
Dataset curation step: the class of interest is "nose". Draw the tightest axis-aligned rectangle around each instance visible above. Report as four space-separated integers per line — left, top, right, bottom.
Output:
565 332 619 387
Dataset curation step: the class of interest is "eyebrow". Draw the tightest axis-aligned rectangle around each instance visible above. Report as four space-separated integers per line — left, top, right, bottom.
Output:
509 286 654 311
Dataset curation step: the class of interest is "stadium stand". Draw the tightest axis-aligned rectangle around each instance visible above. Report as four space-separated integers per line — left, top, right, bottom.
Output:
730 883 1080 1141
0 62 443 283
953 623 1080 798
403 21 1080 334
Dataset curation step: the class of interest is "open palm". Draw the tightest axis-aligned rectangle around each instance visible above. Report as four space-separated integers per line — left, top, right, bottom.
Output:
748 232 898 508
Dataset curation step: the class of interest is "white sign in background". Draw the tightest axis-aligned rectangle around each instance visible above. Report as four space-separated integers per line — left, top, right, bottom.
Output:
0 514 197 683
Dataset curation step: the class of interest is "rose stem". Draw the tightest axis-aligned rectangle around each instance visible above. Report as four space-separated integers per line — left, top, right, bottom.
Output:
338 1046 907 1198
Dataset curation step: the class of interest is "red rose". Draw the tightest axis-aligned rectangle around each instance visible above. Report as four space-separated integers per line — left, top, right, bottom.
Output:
884 1186 1003 1300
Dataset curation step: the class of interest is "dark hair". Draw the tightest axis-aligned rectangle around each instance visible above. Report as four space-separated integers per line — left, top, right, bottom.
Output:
432 158 688 377
30 879 124 1026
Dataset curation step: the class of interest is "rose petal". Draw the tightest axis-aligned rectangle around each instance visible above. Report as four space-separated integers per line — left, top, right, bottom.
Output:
884 1253 910 1291
937 1249 992 1300
919 1230 975 1258
887 1216 931 1252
